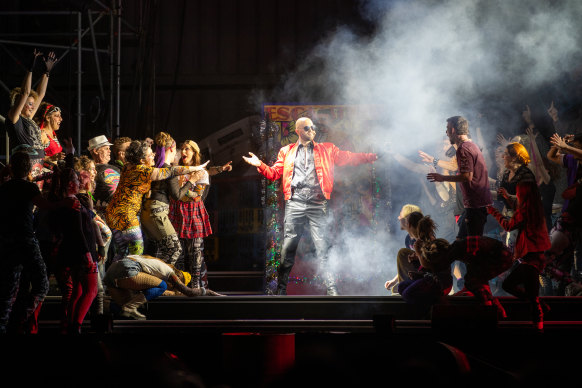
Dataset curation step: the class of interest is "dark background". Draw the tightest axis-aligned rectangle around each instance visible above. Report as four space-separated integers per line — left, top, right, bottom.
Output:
0 0 374 147
0 0 378 291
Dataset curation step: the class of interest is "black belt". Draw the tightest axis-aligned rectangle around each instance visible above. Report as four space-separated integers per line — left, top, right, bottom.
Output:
292 187 318 196
291 187 325 202
148 202 169 215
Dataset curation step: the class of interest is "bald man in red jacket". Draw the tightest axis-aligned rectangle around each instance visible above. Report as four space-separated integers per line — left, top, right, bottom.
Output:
243 117 377 295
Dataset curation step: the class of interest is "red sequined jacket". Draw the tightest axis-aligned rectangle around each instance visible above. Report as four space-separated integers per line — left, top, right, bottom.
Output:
257 141 377 200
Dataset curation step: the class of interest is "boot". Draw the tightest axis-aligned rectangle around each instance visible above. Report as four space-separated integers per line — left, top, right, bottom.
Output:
91 314 113 334
491 298 507 320
120 293 147 320
275 279 288 295
326 285 339 296
67 322 81 335
323 273 339 296
191 250 203 288
532 297 544 332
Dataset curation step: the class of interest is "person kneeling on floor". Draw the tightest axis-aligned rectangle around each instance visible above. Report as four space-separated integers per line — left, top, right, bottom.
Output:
103 254 222 320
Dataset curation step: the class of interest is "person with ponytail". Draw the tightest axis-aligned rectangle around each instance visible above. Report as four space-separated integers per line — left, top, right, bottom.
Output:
395 212 453 306
105 140 209 263
403 213 513 318
488 178 552 331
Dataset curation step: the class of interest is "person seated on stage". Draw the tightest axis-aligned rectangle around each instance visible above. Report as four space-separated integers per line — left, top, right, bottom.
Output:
384 204 422 295
395 213 453 306
401 214 513 318
103 254 223 320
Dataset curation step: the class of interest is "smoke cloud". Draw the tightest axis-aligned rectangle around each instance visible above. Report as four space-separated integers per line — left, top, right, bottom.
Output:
259 0 582 295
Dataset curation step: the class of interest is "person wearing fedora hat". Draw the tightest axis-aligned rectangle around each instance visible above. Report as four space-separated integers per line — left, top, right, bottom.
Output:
88 135 113 153
88 135 122 218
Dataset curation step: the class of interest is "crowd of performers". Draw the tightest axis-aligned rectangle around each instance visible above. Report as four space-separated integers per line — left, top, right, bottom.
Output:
0 50 230 334
2 49 582 335
386 113 582 331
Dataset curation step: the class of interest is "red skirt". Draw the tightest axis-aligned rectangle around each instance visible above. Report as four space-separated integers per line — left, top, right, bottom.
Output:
169 198 212 239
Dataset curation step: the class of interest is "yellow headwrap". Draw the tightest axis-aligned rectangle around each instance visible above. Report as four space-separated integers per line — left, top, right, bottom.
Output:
508 142 531 165
182 271 192 286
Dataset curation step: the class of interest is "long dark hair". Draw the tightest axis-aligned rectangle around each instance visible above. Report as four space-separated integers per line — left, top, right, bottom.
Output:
417 215 437 242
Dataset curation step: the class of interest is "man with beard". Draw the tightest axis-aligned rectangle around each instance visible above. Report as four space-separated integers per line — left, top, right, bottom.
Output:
427 116 492 239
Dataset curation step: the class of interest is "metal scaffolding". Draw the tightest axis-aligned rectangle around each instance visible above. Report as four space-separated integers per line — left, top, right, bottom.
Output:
0 0 137 161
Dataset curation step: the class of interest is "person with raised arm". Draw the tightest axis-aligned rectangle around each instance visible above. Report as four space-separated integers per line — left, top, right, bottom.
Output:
243 117 377 295
5 50 58 175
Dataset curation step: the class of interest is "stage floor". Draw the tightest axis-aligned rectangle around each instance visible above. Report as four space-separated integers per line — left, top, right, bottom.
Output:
36 294 582 334
5 295 582 387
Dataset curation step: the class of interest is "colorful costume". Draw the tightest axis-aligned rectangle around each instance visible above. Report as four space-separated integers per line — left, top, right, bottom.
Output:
169 171 211 288
106 164 154 261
